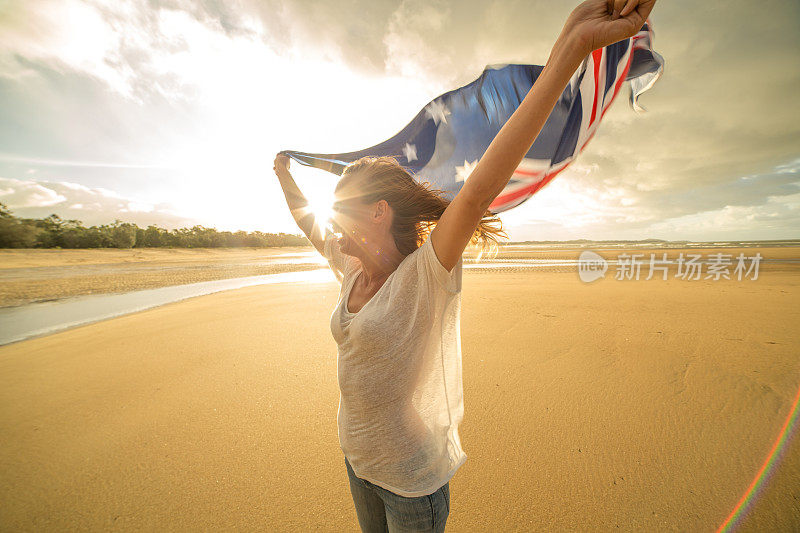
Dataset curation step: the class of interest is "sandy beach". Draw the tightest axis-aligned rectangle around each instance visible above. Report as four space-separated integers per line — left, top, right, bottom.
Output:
0 248 798 531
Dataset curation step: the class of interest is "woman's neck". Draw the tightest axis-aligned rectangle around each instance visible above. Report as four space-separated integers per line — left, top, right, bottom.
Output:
357 236 405 285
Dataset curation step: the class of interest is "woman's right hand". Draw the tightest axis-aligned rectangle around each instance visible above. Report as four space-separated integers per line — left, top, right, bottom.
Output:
565 0 657 57
273 153 291 180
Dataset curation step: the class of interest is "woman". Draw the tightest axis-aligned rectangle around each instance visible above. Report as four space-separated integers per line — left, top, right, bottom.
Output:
274 1 657 530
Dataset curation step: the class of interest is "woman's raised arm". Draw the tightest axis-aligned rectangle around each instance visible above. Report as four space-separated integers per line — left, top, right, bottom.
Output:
273 153 326 255
429 0 657 272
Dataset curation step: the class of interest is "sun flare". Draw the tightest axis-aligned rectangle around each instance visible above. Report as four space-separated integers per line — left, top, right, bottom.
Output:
304 185 336 237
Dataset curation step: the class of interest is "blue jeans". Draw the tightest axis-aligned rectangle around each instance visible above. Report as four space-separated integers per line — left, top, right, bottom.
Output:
345 456 450 532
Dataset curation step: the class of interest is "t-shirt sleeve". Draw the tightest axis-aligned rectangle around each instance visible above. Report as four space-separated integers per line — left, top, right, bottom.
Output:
323 230 355 282
418 236 462 294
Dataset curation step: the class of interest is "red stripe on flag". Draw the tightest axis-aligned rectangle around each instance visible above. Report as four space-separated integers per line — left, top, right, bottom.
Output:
580 129 597 152
600 42 634 122
512 168 544 177
489 163 570 210
582 45 633 152
588 49 603 128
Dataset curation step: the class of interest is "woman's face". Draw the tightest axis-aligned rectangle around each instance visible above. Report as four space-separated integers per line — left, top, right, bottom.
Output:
329 194 372 256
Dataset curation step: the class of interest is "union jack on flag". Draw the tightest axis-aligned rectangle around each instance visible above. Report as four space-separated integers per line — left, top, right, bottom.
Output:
280 19 664 214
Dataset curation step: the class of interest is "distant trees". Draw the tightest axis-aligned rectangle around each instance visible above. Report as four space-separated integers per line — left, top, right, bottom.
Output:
0 202 310 249
0 203 40 247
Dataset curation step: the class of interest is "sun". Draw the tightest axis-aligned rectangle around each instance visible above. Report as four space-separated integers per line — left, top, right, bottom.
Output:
304 186 336 238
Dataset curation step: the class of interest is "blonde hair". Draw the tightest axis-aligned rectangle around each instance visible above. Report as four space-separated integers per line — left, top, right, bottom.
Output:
337 155 507 256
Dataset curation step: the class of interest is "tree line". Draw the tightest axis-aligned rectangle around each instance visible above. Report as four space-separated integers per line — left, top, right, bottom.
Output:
0 203 310 249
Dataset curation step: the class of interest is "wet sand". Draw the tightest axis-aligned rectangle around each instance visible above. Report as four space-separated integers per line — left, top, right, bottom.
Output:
0 247 324 308
0 257 798 531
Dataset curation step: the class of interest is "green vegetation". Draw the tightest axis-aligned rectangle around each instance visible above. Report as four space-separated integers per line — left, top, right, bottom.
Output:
0 203 310 249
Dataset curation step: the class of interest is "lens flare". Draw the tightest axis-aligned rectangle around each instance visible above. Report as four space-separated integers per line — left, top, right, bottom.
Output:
716 382 800 532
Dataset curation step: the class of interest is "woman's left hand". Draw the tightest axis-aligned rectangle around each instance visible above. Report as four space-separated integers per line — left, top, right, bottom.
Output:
566 0 658 57
273 153 292 181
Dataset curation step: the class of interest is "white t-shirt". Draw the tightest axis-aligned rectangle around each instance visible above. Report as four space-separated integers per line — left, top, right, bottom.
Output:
323 231 467 497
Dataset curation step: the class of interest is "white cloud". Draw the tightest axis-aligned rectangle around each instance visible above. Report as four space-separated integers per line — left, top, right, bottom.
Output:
123 201 154 212
0 177 67 207
647 198 800 239
0 0 132 92
0 176 197 228
383 0 452 81
775 158 800 175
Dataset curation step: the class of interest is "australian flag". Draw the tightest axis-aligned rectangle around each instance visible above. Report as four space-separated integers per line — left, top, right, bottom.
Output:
280 19 664 214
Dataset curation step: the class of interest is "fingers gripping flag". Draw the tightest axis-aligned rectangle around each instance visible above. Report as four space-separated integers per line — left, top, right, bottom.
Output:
280 19 664 214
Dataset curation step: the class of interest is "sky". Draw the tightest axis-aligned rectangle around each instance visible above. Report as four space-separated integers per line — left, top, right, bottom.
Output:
0 0 798 242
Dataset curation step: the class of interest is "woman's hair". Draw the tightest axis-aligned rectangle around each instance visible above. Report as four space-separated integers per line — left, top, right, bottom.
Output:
337 155 508 257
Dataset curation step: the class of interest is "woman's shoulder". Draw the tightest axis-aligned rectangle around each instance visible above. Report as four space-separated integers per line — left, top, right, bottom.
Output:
412 237 462 294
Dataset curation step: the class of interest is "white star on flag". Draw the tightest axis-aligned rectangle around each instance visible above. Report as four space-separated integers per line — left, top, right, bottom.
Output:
455 159 478 182
402 142 417 162
424 100 451 125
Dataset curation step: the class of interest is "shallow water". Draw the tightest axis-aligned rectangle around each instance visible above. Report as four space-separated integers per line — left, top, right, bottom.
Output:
0 269 334 346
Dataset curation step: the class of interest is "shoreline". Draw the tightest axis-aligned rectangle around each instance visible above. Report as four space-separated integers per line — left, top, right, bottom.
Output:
0 246 324 308
1 245 797 308
0 269 335 347
0 262 325 309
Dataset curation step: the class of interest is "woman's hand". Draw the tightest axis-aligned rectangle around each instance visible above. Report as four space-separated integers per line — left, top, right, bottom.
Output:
273 153 291 180
566 0 657 57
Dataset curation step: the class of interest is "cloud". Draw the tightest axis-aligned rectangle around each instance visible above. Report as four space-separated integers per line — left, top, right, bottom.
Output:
0 176 199 229
0 0 134 94
645 195 800 241
498 158 800 240
0 178 66 207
